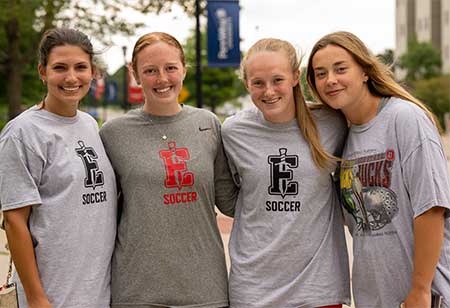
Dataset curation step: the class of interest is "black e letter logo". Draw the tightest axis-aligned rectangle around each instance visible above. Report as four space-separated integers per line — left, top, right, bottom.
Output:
268 148 298 198
75 141 104 189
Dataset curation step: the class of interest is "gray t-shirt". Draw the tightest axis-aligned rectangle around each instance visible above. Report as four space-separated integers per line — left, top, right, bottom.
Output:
340 97 450 308
99 105 237 308
221 106 350 308
0 106 117 308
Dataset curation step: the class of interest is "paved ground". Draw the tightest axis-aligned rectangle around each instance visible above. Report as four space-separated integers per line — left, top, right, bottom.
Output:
0 121 448 306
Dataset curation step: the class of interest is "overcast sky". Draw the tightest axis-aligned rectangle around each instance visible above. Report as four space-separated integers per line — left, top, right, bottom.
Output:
102 0 396 74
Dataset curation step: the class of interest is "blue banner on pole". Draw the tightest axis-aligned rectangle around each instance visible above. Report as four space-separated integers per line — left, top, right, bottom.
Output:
105 80 118 103
207 0 240 68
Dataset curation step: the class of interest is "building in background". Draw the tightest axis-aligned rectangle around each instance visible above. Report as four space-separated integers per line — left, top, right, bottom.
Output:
396 0 450 78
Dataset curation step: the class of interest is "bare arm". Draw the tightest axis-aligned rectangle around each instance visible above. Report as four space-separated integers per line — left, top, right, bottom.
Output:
3 207 52 308
403 206 446 308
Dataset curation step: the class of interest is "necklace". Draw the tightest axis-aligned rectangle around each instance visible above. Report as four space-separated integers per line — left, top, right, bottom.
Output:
141 109 170 141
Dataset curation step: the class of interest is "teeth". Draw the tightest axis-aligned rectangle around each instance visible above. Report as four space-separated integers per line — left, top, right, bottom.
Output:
263 98 279 104
62 87 79 91
156 87 171 93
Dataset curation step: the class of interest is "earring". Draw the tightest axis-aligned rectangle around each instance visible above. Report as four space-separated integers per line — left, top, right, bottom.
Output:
41 79 47 85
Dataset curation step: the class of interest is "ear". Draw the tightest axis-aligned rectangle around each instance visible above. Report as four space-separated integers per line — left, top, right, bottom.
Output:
182 66 187 80
129 64 140 85
363 72 369 83
293 69 300 87
92 65 98 80
38 64 46 82
244 80 250 92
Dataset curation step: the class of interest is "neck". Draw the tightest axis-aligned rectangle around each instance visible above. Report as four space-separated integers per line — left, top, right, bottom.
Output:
143 100 182 116
41 95 78 117
343 92 382 125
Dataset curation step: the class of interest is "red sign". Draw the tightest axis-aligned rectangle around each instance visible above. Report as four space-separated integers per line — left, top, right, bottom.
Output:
95 77 105 100
127 66 144 104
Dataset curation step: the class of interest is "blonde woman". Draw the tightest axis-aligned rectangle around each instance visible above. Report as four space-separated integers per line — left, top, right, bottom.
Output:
221 38 350 308
307 31 450 308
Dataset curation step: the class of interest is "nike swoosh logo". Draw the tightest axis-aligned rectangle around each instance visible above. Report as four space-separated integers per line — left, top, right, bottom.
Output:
199 127 212 131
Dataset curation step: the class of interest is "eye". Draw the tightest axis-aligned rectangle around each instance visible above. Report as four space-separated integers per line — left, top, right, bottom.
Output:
144 68 157 75
251 80 263 87
76 64 89 70
167 65 178 72
53 65 66 71
315 71 326 79
274 78 284 83
336 66 348 73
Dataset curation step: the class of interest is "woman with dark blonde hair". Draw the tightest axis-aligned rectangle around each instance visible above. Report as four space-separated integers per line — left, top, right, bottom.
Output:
100 32 237 308
307 31 450 308
221 38 350 308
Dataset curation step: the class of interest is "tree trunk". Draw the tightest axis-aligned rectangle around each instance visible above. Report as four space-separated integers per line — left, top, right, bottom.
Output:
5 15 23 120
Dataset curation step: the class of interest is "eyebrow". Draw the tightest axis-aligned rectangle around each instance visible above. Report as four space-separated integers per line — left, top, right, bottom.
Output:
50 61 89 66
314 60 348 70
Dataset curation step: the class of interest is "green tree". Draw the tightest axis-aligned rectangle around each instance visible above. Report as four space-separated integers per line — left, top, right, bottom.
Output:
0 0 200 120
183 29 246 113
300 68 314 102
377 48 395 71
412 75 450 128
398 37 442 82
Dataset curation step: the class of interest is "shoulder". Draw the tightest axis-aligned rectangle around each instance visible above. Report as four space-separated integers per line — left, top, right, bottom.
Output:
380 97 440 142
222 107 258 133
386 97 438 136
387 97 430 122
78 110 100 130
0 106 44 141
310 104 348 135
100 109 140 136
183 105 220 122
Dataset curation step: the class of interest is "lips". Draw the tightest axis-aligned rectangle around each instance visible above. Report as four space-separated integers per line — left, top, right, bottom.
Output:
154 86 172 94
262 97 280 104
325 89 344 96
59 85 82 93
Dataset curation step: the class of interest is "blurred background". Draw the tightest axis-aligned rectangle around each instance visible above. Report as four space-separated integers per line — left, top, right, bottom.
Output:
1 0 448 129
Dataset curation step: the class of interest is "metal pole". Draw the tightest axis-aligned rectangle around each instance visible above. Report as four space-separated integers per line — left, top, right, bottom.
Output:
122 46 128 110
195 0 203 108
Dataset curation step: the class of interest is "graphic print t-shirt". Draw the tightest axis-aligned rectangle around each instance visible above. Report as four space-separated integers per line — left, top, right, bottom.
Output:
222 106 351 308
0 106 117 308
340 97 450 308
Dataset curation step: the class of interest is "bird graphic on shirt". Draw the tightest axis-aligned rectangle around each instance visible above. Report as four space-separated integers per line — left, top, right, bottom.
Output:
341 164 371 232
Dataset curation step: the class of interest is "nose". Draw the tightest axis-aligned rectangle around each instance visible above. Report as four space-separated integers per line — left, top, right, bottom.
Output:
326 72 338 85
157 70 169 83
264 84 276 96
65 68 77 83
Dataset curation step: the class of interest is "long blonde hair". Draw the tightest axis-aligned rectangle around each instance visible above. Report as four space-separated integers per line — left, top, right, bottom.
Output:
241 38 337 169
306 31 441 131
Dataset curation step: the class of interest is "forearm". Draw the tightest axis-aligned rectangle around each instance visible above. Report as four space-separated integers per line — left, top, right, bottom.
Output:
4 208 50 307
403 206 446 307
411 206 445 291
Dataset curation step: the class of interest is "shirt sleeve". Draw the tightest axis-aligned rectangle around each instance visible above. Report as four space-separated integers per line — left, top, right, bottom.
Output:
0 136 44 210
213 118 238 218
402 138 450 218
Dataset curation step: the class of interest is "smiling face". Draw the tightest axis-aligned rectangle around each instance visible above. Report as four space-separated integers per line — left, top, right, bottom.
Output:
244 50 298 123
38 44 94 117
311 44 370 114
134 42 186 116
